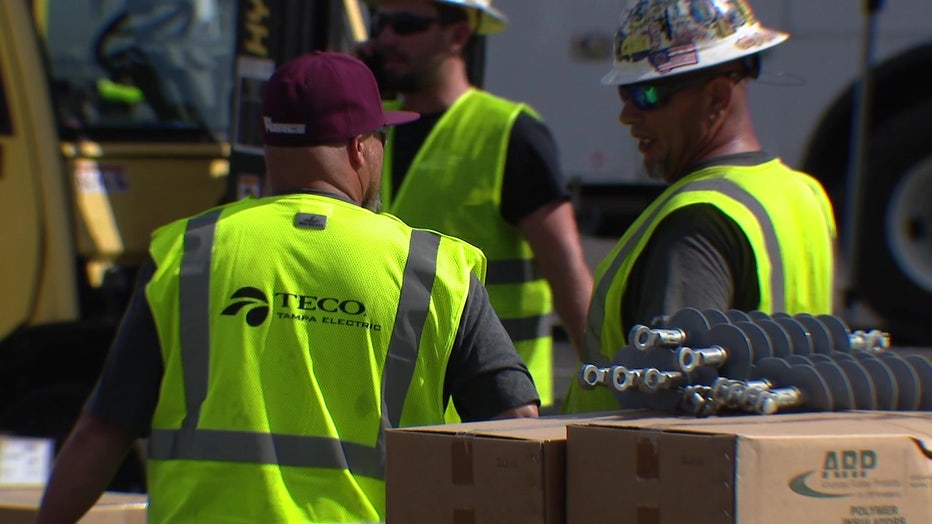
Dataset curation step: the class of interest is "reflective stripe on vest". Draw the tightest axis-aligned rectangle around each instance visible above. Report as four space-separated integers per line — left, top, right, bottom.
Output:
486 258 542 286
582 178 785 365
487 258 547 342
501 315 551 343
376 230 441 457
149 213 440 482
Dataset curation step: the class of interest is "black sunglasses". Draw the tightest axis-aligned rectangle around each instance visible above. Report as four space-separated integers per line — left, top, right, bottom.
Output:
353 127 387 146
371 12 442 36
620 70 746 111
374 126 388 145
365 126 388 145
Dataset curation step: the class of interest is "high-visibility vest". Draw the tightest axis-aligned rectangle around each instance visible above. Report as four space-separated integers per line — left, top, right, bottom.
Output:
563 160 836 413
382 89 554 405
144 193 485 523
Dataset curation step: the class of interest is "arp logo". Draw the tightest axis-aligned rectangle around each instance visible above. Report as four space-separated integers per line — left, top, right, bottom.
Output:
822 450 876 479
221 287 269 327
788 450 877 498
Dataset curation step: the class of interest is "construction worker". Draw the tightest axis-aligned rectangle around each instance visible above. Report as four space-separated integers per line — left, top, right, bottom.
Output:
361 0 595 408
563 0 837 413
36 52 539 523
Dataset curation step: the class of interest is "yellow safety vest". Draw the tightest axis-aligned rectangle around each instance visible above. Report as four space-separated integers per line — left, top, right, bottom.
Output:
564 160 836 412
144 193 485 523
382 89 554 405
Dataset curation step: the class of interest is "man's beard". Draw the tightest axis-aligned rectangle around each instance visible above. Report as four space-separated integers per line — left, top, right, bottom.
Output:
644 159 667 182
380 70 423 93
363 192 382 213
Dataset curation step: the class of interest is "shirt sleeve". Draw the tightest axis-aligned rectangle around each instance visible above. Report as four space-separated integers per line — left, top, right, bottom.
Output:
444 274 541 421
621 204 760 335
500 112 571 224
85 259 164 436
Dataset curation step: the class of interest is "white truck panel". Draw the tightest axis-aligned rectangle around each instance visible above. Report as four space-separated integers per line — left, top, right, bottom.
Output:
486 0 931 185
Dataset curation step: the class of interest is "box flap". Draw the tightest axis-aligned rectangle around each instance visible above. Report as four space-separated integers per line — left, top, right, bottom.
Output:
571 411 932 440
387 409 657 441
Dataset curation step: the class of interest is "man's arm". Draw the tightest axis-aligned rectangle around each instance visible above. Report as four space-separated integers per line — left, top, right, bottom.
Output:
36 413 140 524
446 275 541 421
501 114 594 359
38 259 163 522
520 200 593 358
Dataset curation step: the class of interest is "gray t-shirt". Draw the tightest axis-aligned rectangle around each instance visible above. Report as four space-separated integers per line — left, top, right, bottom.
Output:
620 152 771 334
88 255 538 435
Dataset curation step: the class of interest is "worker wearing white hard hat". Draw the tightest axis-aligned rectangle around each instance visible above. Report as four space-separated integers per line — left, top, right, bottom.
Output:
362 0 595 411
564 0 837 414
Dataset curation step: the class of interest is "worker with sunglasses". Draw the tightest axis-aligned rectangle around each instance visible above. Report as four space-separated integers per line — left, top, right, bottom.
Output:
359 0 594 411
563 0 838 413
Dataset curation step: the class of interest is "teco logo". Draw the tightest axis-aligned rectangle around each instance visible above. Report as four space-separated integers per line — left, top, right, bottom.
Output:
221 287 270 327
273 292 366 315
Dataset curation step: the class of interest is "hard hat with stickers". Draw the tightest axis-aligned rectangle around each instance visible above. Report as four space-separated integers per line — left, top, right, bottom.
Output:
601 0 788 86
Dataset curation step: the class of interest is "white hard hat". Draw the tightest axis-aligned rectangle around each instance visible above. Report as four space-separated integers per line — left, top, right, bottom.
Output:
602 0 788 86
433 0 508 35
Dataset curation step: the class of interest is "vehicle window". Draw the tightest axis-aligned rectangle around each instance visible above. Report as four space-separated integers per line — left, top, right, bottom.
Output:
43 0 236 141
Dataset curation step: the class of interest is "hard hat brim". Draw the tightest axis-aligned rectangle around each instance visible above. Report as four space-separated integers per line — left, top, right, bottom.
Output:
602 25 789 86
434 0 508 35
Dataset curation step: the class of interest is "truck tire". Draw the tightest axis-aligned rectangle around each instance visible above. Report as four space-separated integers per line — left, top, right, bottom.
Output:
854 101 932 344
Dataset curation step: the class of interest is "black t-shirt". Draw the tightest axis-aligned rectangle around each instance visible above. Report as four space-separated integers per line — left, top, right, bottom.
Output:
620 152 772 335
87 242 538 435
391 111 569 225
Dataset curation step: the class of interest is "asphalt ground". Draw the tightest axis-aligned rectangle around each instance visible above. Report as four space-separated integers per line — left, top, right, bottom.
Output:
541 234 932 416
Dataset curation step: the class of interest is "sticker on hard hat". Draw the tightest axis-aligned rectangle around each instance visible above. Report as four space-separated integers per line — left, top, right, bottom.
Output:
648 44 698 74
735 31 780 51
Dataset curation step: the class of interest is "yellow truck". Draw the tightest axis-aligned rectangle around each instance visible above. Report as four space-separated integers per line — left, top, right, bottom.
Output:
0 0 362 491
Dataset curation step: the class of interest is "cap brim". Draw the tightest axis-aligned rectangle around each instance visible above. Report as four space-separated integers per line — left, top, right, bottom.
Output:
385 110 420 126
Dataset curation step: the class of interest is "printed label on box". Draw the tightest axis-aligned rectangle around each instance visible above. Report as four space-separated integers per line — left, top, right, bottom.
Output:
0 437 53 486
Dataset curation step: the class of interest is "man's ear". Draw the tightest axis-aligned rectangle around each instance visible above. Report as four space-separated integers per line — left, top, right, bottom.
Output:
347 136 366 169
706 75 734 114
449 21 473 52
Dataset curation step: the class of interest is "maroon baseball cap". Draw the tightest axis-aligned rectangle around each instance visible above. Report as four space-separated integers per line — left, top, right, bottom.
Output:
262 51 418 147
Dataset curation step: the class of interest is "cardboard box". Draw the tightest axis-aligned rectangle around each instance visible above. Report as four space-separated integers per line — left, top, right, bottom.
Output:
0 488 147 523
385 411 655 524
566 411 932 524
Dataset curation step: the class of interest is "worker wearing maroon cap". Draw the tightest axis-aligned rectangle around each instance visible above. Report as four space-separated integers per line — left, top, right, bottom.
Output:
36 52 539 524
